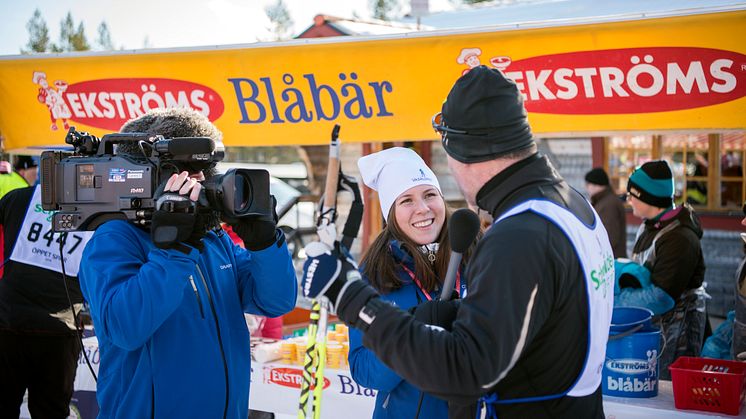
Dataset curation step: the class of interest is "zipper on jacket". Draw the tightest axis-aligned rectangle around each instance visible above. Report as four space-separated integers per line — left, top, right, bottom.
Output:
196 263 229 419
189 275 205 318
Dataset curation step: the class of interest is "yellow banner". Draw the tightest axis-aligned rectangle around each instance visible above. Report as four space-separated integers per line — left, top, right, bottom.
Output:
1 9 745 150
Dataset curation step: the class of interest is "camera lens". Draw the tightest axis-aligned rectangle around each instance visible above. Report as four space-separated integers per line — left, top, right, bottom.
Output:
233 172 252 214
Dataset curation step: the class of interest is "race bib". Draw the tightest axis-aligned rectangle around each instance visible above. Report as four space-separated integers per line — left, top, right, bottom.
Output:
10 186 93 276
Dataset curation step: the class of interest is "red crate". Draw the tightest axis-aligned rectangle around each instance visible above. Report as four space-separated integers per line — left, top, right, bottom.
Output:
669 357 746 416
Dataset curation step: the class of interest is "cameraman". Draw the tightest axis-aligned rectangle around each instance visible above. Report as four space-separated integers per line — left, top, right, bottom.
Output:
79 108 297 419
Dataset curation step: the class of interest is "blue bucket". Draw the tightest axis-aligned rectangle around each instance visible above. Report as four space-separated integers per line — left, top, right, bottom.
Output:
609 307 653 333
602 307 661 398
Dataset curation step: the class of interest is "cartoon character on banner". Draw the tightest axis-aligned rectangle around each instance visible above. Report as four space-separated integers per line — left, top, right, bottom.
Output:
33 71 72 131
456 48 513 75
457 48 483 75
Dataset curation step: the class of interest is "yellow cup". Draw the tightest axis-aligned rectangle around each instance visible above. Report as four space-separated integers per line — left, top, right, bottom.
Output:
333 332 348 344
326 343 343 369
342 342 349 367
296 341 308 366
280 341 297 364
335 324 348 337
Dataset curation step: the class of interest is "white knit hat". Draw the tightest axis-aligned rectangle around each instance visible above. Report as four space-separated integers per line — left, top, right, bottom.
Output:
357 147 441 221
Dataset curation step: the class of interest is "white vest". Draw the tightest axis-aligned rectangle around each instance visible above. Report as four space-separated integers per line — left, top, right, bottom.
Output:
10 185 93 276
496 199 614 397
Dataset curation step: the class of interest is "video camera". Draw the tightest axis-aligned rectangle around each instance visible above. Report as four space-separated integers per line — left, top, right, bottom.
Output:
41 127 272 232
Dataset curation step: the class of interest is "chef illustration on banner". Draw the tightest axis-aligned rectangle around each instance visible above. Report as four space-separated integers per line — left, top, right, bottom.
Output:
10 185 92 276
32 70 72 132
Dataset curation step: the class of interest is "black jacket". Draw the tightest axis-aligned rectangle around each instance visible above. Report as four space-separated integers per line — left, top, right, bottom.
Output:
632 204 705 299
0 187 82 335
362 154 604 418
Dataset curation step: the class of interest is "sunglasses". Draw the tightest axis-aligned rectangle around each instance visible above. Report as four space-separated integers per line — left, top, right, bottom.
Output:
431 112 468 135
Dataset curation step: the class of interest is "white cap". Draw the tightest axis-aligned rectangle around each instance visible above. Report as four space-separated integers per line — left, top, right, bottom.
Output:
357 147 441 221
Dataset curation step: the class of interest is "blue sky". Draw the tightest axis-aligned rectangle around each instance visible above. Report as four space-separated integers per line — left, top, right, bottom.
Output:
0 0 454 56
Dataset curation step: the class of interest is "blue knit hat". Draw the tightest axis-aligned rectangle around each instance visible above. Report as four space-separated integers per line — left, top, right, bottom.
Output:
627 160 674 208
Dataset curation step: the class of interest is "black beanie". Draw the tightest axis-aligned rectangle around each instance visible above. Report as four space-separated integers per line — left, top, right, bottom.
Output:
440 65 534 163
13 156 37 171
585 168 610 186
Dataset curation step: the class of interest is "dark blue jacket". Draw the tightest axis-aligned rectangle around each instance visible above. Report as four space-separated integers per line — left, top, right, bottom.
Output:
79 220 297 419
349 241 466 419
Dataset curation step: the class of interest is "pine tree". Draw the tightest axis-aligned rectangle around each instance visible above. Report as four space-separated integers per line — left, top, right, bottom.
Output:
23 8 51 53
71 22 90 51
265 0 294 41
56 12 90 52
371 0 399 21
57 12 75 51
96 22 114 50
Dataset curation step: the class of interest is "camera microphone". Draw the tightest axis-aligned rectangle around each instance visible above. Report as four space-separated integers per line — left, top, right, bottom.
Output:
440 208 481 301
154 137 215 156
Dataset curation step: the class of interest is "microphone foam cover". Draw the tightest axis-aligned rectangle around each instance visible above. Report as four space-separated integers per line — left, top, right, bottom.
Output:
448 208 481 253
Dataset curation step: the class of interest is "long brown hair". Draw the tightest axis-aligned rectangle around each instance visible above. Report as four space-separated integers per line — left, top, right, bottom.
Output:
361 203 479 294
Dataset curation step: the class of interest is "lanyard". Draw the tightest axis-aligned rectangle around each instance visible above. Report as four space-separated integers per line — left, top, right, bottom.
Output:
401 264 461 301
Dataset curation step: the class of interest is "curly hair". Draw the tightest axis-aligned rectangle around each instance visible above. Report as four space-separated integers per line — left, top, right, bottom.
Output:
118 108 223 230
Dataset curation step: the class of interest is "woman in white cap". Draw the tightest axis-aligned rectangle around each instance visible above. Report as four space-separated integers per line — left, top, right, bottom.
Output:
348 147 478 419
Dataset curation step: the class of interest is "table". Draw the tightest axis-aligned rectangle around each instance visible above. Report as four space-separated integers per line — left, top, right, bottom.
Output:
21 337 740 418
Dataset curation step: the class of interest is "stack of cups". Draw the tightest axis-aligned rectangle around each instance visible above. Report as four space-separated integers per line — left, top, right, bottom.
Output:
335 324 350 367
326 343 343 369
295 339 307 367
280 340 297 365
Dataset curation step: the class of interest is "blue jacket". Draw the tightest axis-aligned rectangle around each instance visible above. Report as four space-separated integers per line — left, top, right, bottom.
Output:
349 241 466 419
79 220 297 419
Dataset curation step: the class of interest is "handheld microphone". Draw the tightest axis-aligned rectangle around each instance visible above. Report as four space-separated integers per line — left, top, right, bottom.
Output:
440 208 481 301
154 137 215 156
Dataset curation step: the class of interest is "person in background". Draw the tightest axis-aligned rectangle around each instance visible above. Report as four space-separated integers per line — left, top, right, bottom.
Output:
0 156 38 199
79 108 297 418
701 201 746 361
300 66 614 418
585 167 627 258
625 160 706 378
735 203 746 360
349 147 476 419
0 181 92 418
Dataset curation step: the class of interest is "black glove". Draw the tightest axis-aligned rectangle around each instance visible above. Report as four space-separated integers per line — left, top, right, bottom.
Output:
230 195 280 251
409 299 461 331
151 195 206 253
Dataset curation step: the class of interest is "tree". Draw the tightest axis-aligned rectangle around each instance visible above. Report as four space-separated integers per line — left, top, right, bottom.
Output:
57 12 75 51
55 12 90 52
96 21 114 50
23 8 51 53
371 0 399 21
264 0 294 41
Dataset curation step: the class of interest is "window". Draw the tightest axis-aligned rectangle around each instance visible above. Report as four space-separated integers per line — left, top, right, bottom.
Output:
607 132 746 211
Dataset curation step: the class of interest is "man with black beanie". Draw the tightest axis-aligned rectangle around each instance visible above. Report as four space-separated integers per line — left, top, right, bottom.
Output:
300 66 614 418
585 167 627 258
625 160 706 379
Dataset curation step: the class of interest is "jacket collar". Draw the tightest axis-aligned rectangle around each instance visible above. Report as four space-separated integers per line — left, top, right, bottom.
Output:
476 153 562 219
